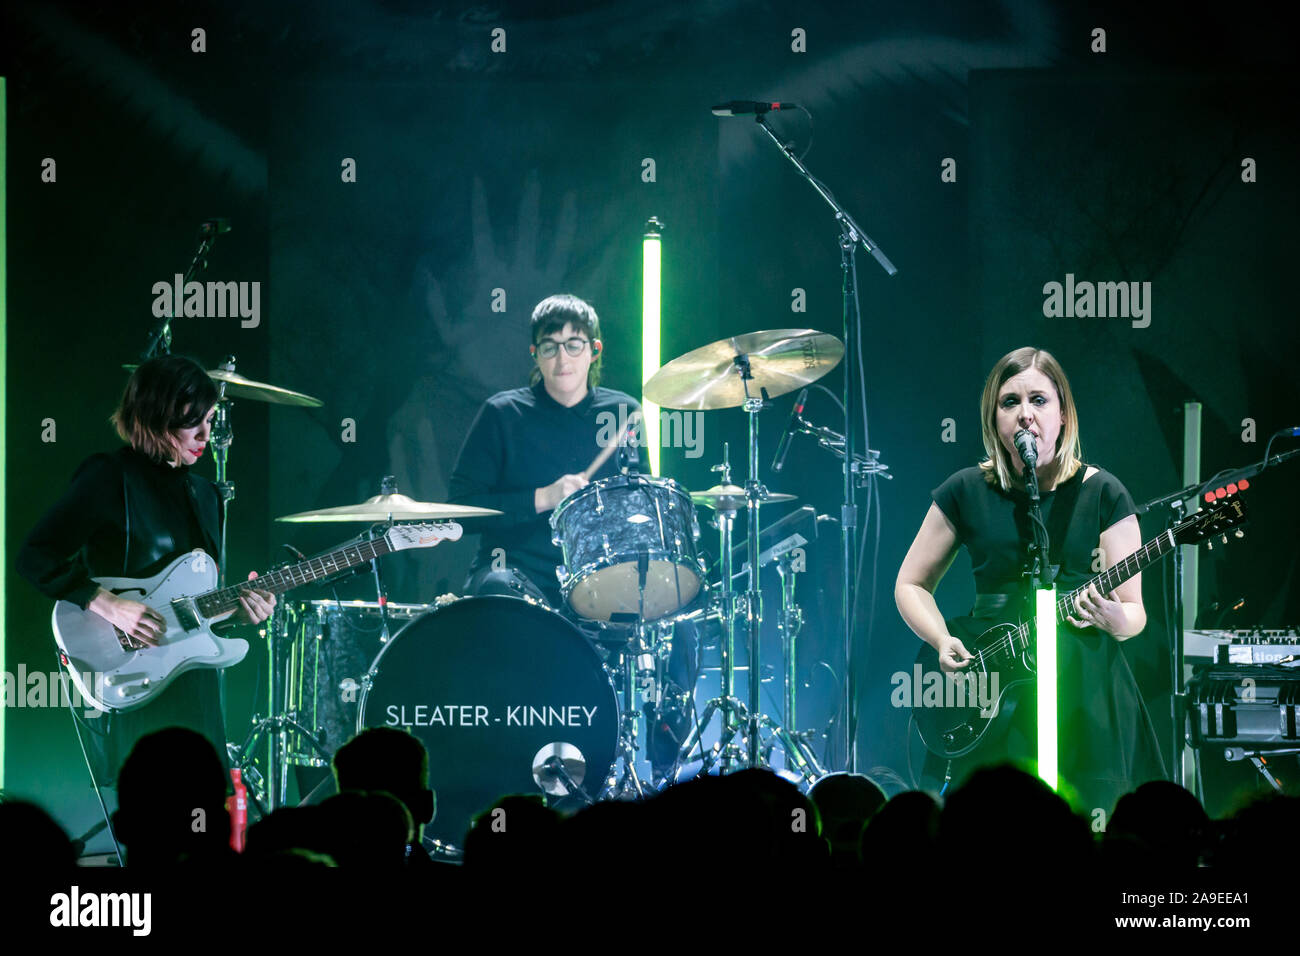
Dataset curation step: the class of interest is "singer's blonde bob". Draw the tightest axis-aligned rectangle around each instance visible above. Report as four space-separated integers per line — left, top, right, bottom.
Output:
978 347 1083 492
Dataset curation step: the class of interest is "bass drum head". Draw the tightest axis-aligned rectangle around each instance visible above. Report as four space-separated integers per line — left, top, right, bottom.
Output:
358 596 618 850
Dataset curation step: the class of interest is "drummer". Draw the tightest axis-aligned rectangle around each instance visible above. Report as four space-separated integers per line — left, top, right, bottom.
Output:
448 294 650 608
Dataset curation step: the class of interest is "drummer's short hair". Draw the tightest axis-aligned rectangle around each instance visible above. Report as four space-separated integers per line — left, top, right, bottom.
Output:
112 355 219 466
530 293 602 387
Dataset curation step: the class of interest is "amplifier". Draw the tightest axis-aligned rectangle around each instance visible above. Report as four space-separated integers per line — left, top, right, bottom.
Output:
1188 665 1300 746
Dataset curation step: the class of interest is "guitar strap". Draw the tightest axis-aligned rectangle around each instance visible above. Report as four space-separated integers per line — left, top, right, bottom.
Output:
1043 465 1087 578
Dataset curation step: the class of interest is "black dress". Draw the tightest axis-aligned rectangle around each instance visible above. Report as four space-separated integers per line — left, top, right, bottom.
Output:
17 446 230 787
928 464 1166 813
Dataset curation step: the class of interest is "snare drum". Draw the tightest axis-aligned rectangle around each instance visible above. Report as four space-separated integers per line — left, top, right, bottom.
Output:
550 474 705 623
357 596 618 850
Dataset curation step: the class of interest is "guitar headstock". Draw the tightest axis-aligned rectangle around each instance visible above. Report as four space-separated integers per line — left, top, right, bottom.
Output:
1174 480 1249 548
385 522 464 552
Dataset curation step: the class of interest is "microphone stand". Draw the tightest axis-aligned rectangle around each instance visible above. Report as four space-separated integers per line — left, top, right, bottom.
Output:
1020 457 1055 596
140 220 226 360
752 114 897 772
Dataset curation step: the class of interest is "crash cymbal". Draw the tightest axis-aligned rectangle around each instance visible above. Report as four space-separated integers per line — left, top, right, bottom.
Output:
643 329 843 410
205 368 323 407
690 484 797 511
276 493 502 523
121 364 323 407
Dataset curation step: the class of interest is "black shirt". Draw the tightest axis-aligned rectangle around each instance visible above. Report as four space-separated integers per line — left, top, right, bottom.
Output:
448 381 649 597
932 464 1136 595
18 447 219 609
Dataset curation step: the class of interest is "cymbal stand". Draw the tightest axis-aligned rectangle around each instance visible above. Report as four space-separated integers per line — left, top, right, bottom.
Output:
773 551 826 782
210 356 239 587
671 445 750 777
739 359 768 767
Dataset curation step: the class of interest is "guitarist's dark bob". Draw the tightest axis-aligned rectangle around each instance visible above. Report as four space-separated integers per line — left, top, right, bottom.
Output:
978 346 1083 492
111 355 220 465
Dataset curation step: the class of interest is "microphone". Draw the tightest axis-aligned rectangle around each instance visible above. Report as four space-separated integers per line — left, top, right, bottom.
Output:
772 388 809 473
200 218 232 235
712 100 800 117
1013 429 1038 469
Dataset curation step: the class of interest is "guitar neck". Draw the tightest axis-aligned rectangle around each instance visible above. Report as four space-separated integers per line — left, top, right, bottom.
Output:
1055 528 1176 624
1008 529 1178 652
193 538 395 617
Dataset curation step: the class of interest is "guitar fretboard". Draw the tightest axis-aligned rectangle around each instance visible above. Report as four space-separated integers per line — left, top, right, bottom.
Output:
194 538 395 617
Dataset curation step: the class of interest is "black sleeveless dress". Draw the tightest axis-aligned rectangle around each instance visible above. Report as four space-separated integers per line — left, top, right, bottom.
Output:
927 464 1166 814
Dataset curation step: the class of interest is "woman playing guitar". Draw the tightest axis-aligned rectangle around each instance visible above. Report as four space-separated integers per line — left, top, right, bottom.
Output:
895 346 1165 813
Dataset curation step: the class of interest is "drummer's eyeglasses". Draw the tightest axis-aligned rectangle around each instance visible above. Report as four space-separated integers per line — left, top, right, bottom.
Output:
535 337 590 359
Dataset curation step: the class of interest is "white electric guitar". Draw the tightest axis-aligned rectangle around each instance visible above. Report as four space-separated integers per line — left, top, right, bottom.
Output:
52 522 462 713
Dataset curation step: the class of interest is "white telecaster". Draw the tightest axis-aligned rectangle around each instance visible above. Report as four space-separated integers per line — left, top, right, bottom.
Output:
51 522 462 713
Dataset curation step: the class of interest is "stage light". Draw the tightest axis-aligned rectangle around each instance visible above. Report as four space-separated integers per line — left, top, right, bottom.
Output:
1036 587 1057 792
642 218 662 475
1 77 8 789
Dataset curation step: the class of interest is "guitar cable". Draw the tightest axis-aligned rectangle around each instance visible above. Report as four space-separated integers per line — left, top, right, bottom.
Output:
64 669 125 867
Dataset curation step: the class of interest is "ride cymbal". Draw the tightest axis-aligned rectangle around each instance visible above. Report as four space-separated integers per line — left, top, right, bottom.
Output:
643 329 843 410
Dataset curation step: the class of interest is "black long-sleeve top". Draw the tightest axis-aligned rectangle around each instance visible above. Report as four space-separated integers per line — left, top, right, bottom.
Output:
17 446 219 608
447 381 649 597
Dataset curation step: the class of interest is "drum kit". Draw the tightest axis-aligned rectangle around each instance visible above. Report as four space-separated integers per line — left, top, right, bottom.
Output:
220 328 854 855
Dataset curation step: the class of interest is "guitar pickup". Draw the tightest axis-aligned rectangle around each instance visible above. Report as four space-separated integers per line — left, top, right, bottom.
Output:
171 597 201 631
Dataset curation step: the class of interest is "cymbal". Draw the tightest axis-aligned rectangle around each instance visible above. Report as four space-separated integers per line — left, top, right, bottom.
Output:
121 364 323 407
276 493 502 523
690 484 797 512
643 329 843 410
206 369 323 407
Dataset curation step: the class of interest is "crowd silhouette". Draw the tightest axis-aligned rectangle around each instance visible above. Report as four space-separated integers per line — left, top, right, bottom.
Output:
2 724 1294 898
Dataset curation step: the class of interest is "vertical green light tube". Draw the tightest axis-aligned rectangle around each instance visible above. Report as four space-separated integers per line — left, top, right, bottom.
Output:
641 219 662 476
1036 587 1057 791
1 77 8 790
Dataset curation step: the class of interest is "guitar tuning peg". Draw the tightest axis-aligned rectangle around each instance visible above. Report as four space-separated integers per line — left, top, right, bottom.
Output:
1206 540 1213 550
1234 529 1244 538
1221 534 1228 544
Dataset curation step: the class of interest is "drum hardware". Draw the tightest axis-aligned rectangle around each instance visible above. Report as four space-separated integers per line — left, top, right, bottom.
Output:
774 547 827 783
532 744 594 802
646 328 843 777
229 596 332 813
230 495 438 812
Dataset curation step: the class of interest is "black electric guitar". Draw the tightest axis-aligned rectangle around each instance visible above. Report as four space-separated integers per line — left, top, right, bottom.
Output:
912 487 1249 759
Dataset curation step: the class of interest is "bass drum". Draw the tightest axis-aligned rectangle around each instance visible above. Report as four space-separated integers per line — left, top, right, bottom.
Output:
357 596 618 851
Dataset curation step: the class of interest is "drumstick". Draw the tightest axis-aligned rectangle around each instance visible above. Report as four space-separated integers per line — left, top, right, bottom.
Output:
582 411 642 480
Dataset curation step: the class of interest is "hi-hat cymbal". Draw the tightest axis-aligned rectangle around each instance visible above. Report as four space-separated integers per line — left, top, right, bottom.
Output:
121 364 323 407
643 329 843 410
277 493 501 523
690 484 797 511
